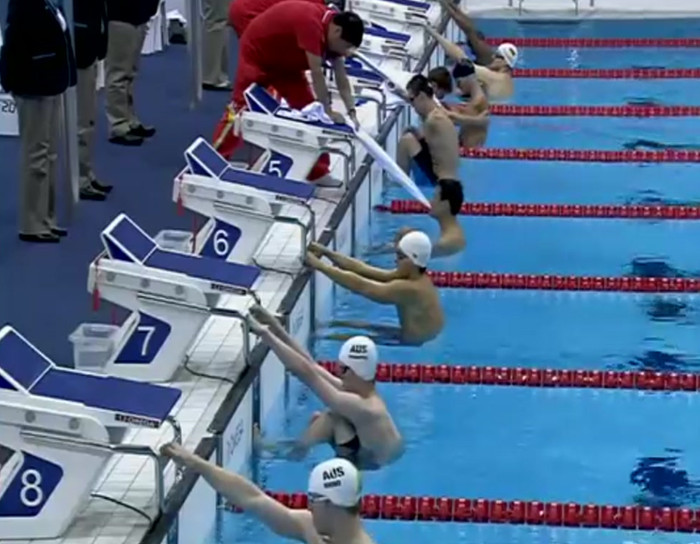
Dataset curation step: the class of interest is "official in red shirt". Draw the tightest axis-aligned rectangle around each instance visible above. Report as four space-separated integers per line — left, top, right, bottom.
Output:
228 0 325 39
213 2 364 183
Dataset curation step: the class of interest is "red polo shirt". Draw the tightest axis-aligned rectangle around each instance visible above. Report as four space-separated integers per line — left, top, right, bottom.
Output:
228 0 324 37
240 2 335 75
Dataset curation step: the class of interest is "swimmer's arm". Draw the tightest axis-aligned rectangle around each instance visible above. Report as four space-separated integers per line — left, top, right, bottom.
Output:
306 52 332 115
424 24 469 64
181 454 309 541
445 108 489 128
316 262 407 304
432 236 464 258
437 0 494 62
332 56 356 115
321 247 400 282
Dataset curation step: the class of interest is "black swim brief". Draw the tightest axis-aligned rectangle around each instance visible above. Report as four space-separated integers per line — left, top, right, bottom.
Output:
332 435 380 470
452 58 476 80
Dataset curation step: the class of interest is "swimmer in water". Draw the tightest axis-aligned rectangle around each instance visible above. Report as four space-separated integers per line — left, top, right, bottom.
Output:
434 0 518 100
247 310 403 469
397 74 460 185
160 446 375 544
423 25 490 148
305 231 444 345
368 179 465 258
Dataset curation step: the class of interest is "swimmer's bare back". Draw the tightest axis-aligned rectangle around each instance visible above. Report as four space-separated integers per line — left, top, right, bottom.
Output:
474 65 514 100
424 108 460 180
355 394 404 467
395 276 444 344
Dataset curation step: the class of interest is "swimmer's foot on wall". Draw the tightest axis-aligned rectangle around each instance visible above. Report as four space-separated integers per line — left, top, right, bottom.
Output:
252 424 304 459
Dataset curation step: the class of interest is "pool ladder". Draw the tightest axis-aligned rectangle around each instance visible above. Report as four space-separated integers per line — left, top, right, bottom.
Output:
510 0 593 15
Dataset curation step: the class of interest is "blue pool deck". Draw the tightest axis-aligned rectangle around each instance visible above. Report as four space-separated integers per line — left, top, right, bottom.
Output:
208 14 700 544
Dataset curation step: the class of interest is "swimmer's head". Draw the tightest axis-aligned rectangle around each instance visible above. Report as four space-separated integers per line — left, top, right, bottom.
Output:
396 230 432 273
490 43 518 71
427 66 453 99
307 458 362 531
394 226 416 246
406 74 435 116
431 179 464 218
338 335 378 382
327 11 364 57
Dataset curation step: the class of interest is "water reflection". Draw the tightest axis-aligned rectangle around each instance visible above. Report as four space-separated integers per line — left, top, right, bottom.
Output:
631 452 700 508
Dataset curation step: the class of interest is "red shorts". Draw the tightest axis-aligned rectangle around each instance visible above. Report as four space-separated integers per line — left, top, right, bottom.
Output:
227 1 248 38
212 58 330 180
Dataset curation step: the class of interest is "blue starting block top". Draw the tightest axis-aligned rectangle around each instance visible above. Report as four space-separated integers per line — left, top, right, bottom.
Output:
384 0 431 10
0 327 181 424
341 58 384 84
243 84 353 135
184 138 314 201
366 24 410 44
101 213 261 289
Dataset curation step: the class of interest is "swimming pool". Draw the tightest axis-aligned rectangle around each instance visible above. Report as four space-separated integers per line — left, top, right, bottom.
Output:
212 17 700 544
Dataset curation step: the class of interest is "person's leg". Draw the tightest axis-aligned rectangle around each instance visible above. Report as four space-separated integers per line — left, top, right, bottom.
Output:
44 95 61 231
202 0 230 87
105 21 141 141
398 128 438 185
76 64 100 193
212 56 263 158
271 76 331 181
16 96 55 240
128 24 153 133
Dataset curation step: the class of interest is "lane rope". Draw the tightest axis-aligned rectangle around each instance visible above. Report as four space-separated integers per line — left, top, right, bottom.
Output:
425 273 700 292
318 361 700 392
490 105 700 117
229 493 700 532
459 148 700 162
512 68 700 78
483 37 700 48
376 201 700 220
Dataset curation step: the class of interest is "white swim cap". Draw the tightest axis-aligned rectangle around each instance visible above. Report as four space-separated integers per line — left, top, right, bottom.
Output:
397 230 432 268
496 43 518 68
307 458 362 507
338 336 378 380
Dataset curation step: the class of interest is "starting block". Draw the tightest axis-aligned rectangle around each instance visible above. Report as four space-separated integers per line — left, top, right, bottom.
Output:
172 137 316 265
240 83 357 184
351 0 441 27
360 25 416 71
85 213 260 382
0 326 181 540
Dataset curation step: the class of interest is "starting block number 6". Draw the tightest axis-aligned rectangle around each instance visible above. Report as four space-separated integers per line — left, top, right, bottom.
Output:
213 229 230 257
20 470 44 508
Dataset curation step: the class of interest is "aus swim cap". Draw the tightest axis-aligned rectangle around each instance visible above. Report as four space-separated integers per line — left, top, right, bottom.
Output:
308 458 362 507
397 230 432 268
338 336 378 380
496 43 518 68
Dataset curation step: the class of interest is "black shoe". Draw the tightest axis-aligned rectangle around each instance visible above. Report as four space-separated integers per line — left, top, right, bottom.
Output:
80 186 107 201
91 180 113 193
50 227 68 237
129 124 156 138
109 133 144 146
203 83 232 92
19 232 59 243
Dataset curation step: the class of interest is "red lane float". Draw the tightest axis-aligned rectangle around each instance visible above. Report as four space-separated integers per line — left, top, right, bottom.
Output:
512 68 700 78
318 361 700 392
459 148 700 162
424 273 700 292
490 105 700 117
229 493 700 532
483 37 700 48
377 201 700 220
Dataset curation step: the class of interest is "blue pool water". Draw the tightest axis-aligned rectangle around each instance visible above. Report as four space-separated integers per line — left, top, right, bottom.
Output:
215 18 700 544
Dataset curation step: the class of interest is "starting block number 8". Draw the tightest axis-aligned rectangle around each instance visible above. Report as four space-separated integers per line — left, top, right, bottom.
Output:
20 470 43 508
